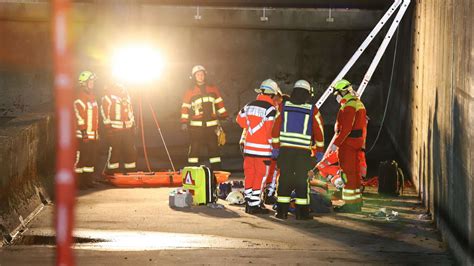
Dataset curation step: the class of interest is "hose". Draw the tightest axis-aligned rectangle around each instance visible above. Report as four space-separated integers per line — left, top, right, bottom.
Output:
367 27 400 154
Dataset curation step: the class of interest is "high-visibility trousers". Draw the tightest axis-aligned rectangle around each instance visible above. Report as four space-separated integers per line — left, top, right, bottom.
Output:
106 129 137 173
243 156 271 206
265 159 278 197
75 139 98 186
188 126 221 170
276 148 313 206
339 144 363 205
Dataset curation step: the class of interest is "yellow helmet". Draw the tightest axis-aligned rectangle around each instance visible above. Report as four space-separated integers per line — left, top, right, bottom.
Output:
78 71 96 85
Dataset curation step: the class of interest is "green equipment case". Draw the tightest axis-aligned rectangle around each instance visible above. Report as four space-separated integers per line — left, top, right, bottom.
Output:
182 166 217 205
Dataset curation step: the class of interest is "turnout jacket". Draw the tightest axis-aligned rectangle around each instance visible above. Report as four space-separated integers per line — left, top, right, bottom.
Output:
101 90 135 130
236 94 277 157
74 90 99 140
181 84 228 127
333 94 367 149
272 101 324 153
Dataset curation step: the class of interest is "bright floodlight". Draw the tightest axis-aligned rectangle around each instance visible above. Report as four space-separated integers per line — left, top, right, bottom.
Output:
111 44 165 84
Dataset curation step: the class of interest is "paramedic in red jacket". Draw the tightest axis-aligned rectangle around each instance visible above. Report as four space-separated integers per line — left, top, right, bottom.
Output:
74 71 99 189
330 79 367 212
180 65 228 170
101 83 137 174
236 79 279 214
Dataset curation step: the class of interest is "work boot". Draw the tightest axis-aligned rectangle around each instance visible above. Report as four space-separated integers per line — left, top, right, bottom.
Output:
275 203 289 219
295 205 312 220
244 199 250 214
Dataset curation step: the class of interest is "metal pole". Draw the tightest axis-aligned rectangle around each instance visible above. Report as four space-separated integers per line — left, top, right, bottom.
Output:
53 0 75 265
357 0 411 97
315 0 402 108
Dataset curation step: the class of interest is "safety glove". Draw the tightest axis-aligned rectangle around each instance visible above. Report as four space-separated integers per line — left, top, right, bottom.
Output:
271 148 280 159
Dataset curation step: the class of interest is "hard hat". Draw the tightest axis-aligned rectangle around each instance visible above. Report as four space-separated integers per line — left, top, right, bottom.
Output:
254 79 280 95
191 65 206 76
78 71 96 84
332 79 351 93
293 79 312 92
225 191 245 205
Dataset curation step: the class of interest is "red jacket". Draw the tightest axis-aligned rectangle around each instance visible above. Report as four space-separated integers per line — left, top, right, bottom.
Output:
181 84 228 127
101 90 135 130
74 90 99 140
333 94 367 149
236 95 276 157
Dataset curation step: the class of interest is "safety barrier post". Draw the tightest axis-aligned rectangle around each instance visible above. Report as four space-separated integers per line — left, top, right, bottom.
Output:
53 0 75 265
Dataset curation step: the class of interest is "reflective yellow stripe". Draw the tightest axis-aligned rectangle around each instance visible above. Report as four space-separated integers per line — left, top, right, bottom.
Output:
190 121 203 126
75 168 83 173
215 97 223 103
182 103 191 108
279 136 311 145
315 141 325 147
83 167 94 173
315 112 324 140
206 120 218 127
188 157 199 163
108 163 119 169
277 196 291 203
217 107 226 114
280 132 311 139
272 138 280 143
283 112 288 132
209 157 221 163
285 102 312 109
280 143 312 150
295 198 309 205
342 194 362 201
343 188 361 194
181 114 189 119
302 114 309 134
124 162 136 169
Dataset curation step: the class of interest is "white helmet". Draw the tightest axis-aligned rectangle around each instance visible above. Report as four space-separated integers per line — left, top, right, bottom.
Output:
254 79 280 95
294 80 312 92
191 65 206 76
226 191 245 205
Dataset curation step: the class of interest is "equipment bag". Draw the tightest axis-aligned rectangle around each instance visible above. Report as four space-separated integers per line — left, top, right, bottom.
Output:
182 166 217 205
378 160 404 196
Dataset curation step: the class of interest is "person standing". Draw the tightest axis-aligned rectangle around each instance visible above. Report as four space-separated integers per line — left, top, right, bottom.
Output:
330 79 367 212
180 65 228 170
101 82 137 174
236 79 279 214
272 80 325 220
74 71 99 189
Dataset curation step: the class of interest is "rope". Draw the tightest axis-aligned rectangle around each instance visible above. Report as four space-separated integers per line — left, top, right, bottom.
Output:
367 27 400 154
138 95 152 172
147 100 176 172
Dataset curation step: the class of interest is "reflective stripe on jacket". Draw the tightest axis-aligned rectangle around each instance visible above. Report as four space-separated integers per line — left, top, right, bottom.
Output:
236 94 276 157
333 94 367 149
181 84 228 127
74 90 99 140
272 101 324 152
101 92 135 130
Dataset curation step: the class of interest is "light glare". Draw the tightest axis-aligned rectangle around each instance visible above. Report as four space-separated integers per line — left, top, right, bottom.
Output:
111 44 164 84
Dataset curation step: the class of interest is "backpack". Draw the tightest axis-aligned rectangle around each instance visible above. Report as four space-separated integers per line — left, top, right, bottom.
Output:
378 160 405 196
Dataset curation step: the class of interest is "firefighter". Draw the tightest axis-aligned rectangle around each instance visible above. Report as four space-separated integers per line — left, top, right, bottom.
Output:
180 65 228 170
272 80 325 220
74 70 99 190
236 79 279 214
331 79 367 212
101 82 137 174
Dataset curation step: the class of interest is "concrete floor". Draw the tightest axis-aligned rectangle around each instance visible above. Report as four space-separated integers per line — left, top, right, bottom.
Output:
0 183 453 265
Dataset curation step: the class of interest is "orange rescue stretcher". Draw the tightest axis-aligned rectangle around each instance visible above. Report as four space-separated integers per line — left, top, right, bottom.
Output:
104 171 230 188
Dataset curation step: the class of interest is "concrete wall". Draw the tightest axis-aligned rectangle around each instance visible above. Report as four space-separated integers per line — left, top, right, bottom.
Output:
386 1 473 263
0 113 55 242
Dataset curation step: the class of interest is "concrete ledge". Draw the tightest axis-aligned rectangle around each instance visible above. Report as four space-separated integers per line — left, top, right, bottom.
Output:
0 113 55 244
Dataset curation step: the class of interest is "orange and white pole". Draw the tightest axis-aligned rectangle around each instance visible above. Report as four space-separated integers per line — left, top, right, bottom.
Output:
53 0 75 265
